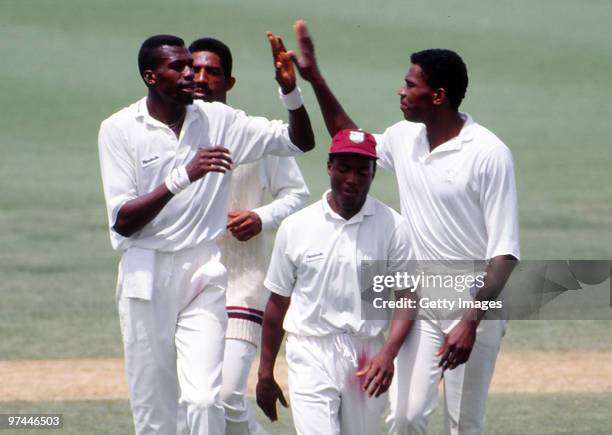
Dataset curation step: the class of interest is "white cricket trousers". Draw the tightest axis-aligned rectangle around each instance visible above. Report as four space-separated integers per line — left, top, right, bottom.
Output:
221 339 268 435
117 243 228 435
387 319 505 435
286 333 387 435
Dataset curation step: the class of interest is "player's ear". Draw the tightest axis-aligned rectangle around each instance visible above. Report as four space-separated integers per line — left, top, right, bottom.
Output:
327 158 332 176
225 76 236 92
432 87 446 106
143 70 157 87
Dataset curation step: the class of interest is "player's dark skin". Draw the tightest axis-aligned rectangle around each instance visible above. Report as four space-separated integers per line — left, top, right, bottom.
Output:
256 153 416 422
192 50 235 104
113 44 233 237
290 19 517 370
191 48 263 241
326 154 375 220
113 35 314 237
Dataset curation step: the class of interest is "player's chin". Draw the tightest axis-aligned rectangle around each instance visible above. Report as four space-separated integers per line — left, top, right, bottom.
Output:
177 93 194 105
192 89 212 102
340 193 365 210
401 108 416 122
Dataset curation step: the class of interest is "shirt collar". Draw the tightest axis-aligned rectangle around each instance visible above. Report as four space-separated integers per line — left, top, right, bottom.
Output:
321 189 376 224
134 97 198 131
417 112 475 162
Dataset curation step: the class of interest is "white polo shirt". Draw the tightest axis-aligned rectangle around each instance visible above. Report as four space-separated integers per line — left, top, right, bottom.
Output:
98 98 302 252
374 113 520 261
264 191 413 338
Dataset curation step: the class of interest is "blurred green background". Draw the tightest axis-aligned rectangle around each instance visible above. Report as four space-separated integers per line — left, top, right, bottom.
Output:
1 0 611 433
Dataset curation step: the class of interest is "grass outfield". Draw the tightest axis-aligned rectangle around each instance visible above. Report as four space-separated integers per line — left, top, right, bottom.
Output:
1 0 611 359
3 393 612 434
1 0 611 432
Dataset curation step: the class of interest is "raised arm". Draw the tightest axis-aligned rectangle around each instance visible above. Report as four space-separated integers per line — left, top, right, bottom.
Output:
292 20 357 136
268 31 315 152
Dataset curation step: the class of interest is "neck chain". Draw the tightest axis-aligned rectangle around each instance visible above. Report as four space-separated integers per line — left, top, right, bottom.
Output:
167 110 186 134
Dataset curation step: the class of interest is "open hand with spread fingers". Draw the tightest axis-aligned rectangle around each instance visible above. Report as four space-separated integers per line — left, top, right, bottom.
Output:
267 31 296 93
292 19 323 83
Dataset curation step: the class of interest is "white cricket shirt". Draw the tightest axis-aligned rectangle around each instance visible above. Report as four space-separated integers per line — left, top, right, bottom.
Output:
264 192 413 338
219 156 309 344
98 98 302 252
374 113 520 261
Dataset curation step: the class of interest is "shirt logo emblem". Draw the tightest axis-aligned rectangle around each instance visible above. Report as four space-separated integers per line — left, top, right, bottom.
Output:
304 252 324 262
141 156 160 167
349 131 365 144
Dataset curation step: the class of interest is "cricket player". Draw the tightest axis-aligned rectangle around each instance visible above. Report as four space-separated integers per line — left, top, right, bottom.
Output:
188 37 309 435
98 33 314 434
256 129 417 435
289 20 519 435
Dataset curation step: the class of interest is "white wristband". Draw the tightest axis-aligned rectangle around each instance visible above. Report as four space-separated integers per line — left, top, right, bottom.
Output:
164 166 191 195
278 86 304 111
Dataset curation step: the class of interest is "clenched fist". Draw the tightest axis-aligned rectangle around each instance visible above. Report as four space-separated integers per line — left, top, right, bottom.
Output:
227 210 263 241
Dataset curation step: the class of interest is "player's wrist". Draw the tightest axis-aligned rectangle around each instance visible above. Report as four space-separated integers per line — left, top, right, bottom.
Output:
164 165 191 195
258 370 275 382
381 341 402 359
279 83 296 94
278 85 304 110
460 309 482 326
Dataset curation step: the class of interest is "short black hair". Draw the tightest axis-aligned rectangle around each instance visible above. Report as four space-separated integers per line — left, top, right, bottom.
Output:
189 38 233 78
410 49 468 110
138 34 185 77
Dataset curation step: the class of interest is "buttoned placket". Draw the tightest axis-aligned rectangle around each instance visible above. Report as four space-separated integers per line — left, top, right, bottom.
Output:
322 194 371 301
417 114 475 166
173 108 197 167
139 103 197 170
337 213 368 317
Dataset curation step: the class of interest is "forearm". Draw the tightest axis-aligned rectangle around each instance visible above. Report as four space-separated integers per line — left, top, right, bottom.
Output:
113 183 174 237
254 192 308 231
258 295 290 379
308 76 357 136
291 20 357 136
383 319 413 358
466 255 518 322
287 105 315 152
383 290 417 356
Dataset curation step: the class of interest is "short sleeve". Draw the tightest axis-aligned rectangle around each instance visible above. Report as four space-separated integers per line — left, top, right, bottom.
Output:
222 106 303 165
387 219 416 291
264 221 297 297
479 146 520 260
373 128 395 172
97 118 137 248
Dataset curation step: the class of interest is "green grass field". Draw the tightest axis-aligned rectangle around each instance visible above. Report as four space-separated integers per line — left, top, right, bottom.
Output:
1 0 611 433
5 393 612 435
